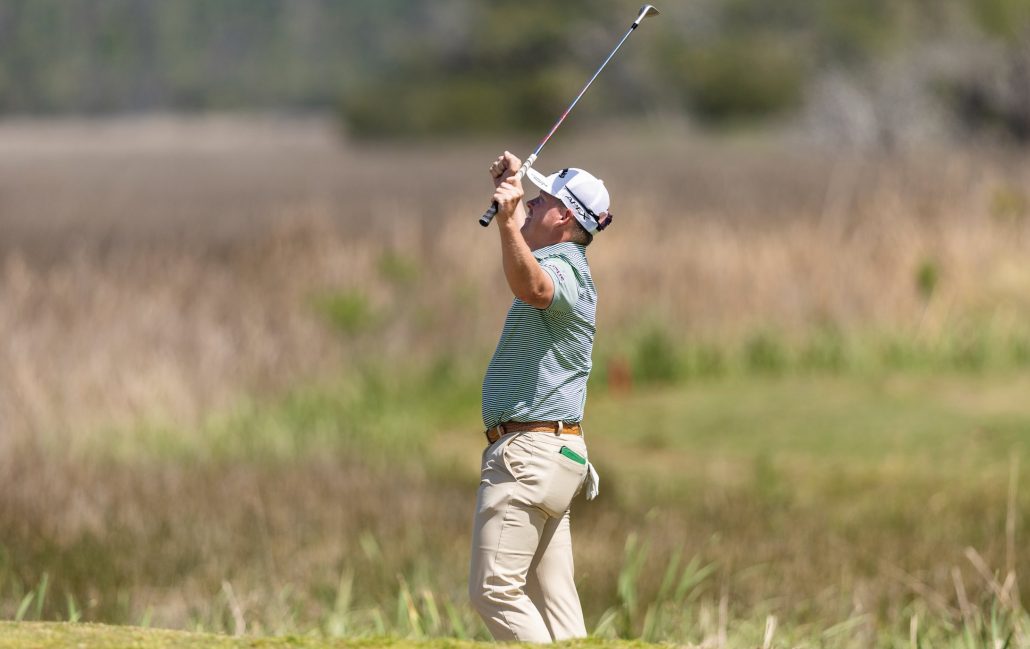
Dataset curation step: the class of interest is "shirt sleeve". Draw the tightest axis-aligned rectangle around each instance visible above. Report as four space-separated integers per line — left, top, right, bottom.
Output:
539 257 579 313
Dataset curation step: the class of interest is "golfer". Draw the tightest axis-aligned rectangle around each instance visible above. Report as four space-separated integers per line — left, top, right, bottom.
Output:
468 151 611 642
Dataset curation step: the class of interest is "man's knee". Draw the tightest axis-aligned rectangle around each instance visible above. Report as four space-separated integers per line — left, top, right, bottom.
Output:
469 573 521 614
469 573 503 614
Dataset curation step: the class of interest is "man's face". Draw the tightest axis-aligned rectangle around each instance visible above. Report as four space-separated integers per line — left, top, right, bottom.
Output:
522 191 568 250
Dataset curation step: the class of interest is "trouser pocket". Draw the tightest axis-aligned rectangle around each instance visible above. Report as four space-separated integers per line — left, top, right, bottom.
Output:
502 433 589 518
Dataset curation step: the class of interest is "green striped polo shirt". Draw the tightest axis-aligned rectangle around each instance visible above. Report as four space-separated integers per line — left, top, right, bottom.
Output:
482 242 597 429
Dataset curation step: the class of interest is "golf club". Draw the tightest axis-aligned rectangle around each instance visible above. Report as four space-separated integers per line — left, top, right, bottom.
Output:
479 4 660 227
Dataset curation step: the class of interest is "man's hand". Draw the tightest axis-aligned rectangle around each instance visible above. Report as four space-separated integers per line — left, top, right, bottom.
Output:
488 151 523 189
492 174 525 225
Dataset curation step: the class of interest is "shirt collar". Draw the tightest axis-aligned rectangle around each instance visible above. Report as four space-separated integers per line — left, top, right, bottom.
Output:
532 241 586 261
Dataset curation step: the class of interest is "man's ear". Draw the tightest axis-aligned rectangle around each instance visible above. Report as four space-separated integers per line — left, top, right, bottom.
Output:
561 208 576 225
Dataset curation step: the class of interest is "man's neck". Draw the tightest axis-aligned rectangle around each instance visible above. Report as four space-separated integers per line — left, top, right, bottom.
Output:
529 231 575 252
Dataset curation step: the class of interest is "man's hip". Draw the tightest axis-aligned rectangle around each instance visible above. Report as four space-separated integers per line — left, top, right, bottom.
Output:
480 430 588 519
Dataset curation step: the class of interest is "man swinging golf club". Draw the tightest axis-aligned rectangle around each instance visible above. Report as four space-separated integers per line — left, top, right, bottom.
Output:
467 151 610 642
467 6 657 641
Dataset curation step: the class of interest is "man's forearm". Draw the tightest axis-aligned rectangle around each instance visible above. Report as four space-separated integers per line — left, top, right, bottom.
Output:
498 217 552 309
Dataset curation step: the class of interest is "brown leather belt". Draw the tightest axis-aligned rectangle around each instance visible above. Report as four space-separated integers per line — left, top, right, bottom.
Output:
484 421 582 445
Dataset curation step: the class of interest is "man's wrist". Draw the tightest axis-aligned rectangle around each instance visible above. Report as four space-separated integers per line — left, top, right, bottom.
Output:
497 216 521 234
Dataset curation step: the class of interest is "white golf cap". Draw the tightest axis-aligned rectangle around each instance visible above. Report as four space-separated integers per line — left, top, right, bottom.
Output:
525 166 613 234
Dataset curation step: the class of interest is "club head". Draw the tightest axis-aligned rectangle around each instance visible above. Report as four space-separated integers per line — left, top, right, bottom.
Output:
634 4 660 25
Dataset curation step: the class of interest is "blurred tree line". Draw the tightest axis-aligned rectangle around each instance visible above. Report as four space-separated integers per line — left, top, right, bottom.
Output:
1 0 1029 143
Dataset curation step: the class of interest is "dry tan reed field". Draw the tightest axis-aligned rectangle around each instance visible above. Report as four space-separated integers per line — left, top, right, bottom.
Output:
3 116 1030 443
1 116 1029 644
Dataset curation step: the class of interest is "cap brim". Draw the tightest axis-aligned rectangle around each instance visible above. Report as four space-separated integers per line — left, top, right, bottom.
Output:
525 166 554 193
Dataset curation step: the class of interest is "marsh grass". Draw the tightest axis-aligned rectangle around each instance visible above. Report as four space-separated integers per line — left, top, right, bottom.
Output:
4 119 1030 448
2 118 1030 644
2 366 1029 643
617 324 1030 388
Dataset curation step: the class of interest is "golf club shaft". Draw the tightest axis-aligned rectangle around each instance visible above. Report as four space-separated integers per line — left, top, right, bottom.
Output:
479 8 655 227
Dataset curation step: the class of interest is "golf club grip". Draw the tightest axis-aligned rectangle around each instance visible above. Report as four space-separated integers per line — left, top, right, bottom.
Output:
479 157 533 227
479 201 499 227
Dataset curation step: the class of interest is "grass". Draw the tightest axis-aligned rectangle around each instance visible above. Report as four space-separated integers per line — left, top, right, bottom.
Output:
3 118 1030 645
0 622 485 648
590 373 1030 465
0 623 673 649
4 118 1030 443
2 368 1029 643
2 594 1029 647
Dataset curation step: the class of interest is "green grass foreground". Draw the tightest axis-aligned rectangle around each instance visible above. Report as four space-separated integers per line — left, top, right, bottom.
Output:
0 623 654 649
0 622 470 648
3 621 1030 649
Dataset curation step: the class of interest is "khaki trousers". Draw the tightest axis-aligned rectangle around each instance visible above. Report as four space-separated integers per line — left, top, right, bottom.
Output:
468 431 590 643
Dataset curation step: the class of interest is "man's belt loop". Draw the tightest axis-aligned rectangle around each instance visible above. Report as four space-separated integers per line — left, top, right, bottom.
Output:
556 421 563 435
